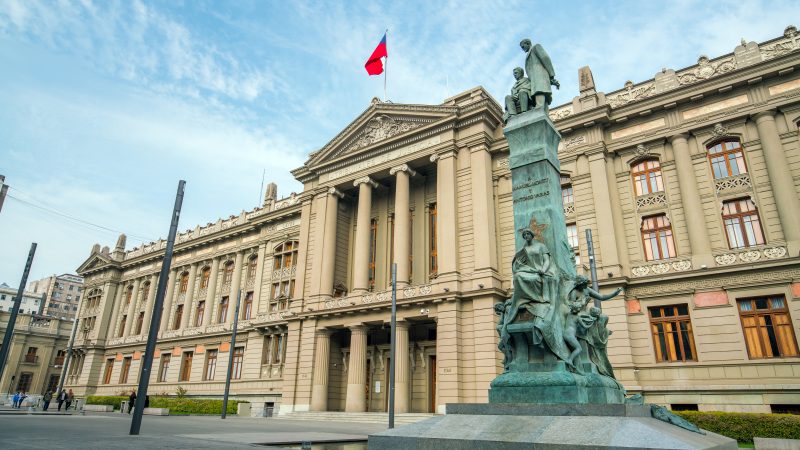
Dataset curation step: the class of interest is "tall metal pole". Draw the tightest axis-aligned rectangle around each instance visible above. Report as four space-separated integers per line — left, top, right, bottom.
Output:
130 180 185 435
56 315 80 394
585 229 601 309
388 263 397 429
0 243 37 382
221 289 242 419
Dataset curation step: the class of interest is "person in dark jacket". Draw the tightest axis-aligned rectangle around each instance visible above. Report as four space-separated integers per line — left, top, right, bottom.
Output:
65 389 74 410
128 390 136 414
56 389 67 411
42 391 53 411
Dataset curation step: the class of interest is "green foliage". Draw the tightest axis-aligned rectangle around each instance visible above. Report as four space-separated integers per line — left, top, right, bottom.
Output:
86 395 127 410
85 395 248 415
675 411 800 444
175 386 188 399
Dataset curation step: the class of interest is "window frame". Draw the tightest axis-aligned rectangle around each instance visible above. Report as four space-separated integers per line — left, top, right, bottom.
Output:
204 349 218 381
200 267 211 289
737 295 799 359
119 356 132 384
195 301 205 327
368 218 378 290
157 354 171 382
428 203 438 277
648 304 698 363
721 198 765 249
631 159 665 196
218 296 229 323
103 358 114 384
173 304 183 330
179 351 193 382
231 346 244 380
707 139 747 179
641 214 677 261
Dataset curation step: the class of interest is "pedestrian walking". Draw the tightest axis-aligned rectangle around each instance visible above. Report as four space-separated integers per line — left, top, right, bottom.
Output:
18 392 27 409
128 390 136 414
42 391 53 411
57 389 66 411
65 389 74 410
12 392 20 409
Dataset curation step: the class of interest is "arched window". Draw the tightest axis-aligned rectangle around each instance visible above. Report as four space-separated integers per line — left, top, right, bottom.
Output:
722 198 765 249
247 255 258 280
222 261 235 284
708 140 747 179
200 267 211 289
141 281 151 302
272 241 298 270
641 214 676 261
179 272 189 293
125 286 134 304
631 160 664 196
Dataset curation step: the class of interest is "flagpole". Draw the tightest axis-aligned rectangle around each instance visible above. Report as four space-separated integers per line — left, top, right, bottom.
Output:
383 28 388 102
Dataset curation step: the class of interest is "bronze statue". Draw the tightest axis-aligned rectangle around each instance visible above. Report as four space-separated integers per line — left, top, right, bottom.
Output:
503 67 532 123
519 38 559 110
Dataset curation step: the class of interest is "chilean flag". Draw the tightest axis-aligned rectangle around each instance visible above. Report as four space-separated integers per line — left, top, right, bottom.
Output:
364 33 387 75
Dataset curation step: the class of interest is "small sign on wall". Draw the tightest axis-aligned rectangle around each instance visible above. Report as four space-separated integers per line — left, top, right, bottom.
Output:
375 381 381 393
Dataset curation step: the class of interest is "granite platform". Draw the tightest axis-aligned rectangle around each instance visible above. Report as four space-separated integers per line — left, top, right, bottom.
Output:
368 403 738 450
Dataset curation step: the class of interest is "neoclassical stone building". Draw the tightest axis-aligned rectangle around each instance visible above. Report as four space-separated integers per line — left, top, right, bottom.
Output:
71 26 800 415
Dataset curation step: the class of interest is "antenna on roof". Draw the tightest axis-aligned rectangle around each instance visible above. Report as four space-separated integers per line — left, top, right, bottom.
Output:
258 168 266 207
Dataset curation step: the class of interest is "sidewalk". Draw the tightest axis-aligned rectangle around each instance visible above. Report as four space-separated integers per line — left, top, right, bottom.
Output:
0 412 385 449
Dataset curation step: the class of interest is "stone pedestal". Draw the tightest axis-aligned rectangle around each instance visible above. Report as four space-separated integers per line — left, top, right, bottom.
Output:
368 404 737 450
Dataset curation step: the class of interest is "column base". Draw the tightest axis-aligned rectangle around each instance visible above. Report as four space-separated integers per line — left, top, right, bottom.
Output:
394 381 409 413
310 384 328 412
345 383 366 412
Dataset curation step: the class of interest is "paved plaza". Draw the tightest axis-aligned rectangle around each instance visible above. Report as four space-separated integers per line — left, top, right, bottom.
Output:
0 412 384 449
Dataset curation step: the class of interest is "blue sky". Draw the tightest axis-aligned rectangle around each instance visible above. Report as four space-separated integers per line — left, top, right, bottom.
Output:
0 0 797 285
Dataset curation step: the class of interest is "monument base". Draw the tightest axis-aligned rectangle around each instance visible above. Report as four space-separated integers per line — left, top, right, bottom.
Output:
368 404 737 450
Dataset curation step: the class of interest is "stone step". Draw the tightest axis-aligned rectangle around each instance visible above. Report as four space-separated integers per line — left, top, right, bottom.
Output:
276 411 435 424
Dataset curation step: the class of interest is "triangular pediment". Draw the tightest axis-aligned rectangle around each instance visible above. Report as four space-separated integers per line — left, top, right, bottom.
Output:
76 252 117 275
304 100 458 169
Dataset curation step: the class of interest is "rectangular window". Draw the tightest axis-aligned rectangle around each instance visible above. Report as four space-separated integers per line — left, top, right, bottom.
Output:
561 184 574 206
118 315 127 337
46 375 59 393
231 346 244 380
631 160 664 196
368 218 378 289
173 305 183 330
54 350 66 366
192 301 204 327
566 223 581 266
243 292 253 320
218 297 229 323
649 304 697 362
24 347 37 363
204 350 218 381
722 198 765 249
103 358 114 384
738 296 798 359
179 351 193 382
708 140 747 179
134 312 144 335
119 357 132 384
157 354 171 382
641 215 676 261
428 203 438 276
16 372 32 392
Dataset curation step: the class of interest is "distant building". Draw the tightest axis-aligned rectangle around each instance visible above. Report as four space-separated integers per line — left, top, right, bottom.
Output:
0 283 43 315
0 310 74 397
27 274 84 321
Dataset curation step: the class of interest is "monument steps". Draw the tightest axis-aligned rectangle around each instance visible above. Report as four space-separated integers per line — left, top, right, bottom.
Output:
276 411 434 424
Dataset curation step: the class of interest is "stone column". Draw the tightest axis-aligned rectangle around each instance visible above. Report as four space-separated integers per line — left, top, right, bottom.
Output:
670 134 713 266
588 151 621 275
345 325 368 412
754 110 800 253
469 145 499 274
203 258 220 327
160 269 178 333
390 164 416 286
140 274 158 334
605 154 630 271
352 177 379 293
431 151 458 278
394 321 410 413
106 282 125 341
320 188 344 297
252 244 266 313
227 252 245 325
180 264 198 329
122 278 142 337
310 329 331 411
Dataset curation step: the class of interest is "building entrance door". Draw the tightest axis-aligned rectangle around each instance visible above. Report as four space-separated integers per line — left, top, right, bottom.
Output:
428 355 436 413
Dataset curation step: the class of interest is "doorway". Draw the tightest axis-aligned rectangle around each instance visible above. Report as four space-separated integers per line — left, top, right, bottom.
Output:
428 355 436 413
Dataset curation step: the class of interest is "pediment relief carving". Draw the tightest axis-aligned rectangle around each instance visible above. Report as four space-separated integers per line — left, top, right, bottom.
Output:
334 115 423 158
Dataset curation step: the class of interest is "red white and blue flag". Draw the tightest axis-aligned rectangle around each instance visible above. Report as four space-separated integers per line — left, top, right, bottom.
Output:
364 32 387 75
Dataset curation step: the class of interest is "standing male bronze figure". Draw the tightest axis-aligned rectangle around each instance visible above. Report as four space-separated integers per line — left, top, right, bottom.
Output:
519 38 560 111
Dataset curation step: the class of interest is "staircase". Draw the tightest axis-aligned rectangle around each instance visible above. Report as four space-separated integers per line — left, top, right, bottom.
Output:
275 411 435 425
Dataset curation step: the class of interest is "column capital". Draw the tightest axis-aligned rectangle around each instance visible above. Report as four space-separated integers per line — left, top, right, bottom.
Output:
327 187 345 198
353 176 378 188
752 109 777 123
389 164 417 177
394 320 410 330
668 133 691 144
348 324 368 334
430 150 457 163
315 328 332 337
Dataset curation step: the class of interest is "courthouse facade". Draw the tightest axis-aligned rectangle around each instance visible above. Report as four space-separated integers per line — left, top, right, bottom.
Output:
70 27 800 415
